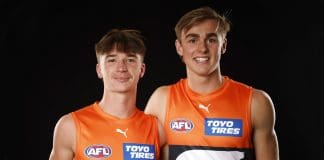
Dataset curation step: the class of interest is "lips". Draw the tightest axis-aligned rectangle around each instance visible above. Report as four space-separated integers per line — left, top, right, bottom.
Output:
194 57 209 63
114 77 131 82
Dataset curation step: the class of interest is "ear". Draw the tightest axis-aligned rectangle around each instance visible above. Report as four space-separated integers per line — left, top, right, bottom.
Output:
139 63 146 78
221 38 227 54
175 39 183 56
96 63 103 79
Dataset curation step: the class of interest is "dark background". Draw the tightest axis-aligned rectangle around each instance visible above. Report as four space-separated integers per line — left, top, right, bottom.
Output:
2 0 323 159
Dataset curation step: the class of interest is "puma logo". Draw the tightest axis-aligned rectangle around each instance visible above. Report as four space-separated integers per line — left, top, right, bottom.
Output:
116 128 128 138
198 104 211 113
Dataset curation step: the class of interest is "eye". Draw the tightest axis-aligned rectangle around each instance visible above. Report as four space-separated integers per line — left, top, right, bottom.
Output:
207 38 217 43
188 38 197 44
106 58 116 63
127 58 137 63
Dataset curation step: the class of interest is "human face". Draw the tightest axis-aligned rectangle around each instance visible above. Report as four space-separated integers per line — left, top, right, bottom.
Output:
96 49 145 93
175 19 227 77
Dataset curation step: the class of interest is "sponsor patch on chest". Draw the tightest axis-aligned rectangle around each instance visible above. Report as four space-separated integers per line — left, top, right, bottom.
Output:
123 143 155 159
205 118 243 137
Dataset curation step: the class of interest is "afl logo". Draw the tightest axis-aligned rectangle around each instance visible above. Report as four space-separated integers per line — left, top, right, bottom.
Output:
170 118 194 132
84 144 112 158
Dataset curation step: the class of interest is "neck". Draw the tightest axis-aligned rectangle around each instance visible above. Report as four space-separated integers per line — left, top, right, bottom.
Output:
187 71 223 95
99 91 137 119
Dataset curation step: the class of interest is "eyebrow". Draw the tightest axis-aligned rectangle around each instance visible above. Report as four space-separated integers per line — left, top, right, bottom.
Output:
185 33 199 39
184 32 218 39
206 33 218 38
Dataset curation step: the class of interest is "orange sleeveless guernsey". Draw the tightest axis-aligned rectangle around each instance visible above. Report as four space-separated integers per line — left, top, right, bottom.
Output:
165 76 255 160
71 102 160 160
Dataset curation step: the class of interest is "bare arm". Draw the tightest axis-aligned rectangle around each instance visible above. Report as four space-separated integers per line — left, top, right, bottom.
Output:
144 86 169 126
160 145 169 160
49 114 75 160
156 118 167 160
252 89 279 160
144 86 169 160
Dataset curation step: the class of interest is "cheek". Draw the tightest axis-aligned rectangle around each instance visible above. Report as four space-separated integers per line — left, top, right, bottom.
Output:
181 47 195 58
184 44 197 52
130 65 143 76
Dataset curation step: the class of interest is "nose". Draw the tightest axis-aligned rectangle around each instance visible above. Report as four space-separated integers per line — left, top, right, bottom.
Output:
197 40 208 53
117 60 127 72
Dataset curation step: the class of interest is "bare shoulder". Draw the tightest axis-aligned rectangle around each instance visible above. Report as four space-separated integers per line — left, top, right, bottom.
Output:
144 85 170 123
251 89 276 127
145 85 170 112
49 113 76 159
54 113 75 134
52 114 76 149
252 89 275 110
151 85 170 98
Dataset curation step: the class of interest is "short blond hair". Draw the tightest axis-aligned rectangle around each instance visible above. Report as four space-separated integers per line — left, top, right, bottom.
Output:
175 6 230 41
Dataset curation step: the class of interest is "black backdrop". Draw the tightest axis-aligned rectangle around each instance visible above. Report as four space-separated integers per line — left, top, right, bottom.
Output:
3 0 323 159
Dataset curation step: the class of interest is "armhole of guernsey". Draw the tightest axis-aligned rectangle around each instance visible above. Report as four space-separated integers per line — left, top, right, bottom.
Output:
246 87 254 147
164 85 172 130
70 112 80 158
154 116 161 159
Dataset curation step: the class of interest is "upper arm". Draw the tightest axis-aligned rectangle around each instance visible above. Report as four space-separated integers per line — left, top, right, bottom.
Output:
157 118 166 147
144 86 169 124
156 118 168 160
49 114 76 160
251 89 279 160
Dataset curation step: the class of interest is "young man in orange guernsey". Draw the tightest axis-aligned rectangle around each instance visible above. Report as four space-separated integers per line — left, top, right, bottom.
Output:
145 7 279 160
49 29 165 160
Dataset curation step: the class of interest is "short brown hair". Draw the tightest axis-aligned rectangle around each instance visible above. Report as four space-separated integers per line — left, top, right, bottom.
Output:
175 6 230 41
95 29 146 62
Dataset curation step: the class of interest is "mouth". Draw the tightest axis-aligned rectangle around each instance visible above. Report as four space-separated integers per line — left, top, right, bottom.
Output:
113 77 131 82
194 57 209 63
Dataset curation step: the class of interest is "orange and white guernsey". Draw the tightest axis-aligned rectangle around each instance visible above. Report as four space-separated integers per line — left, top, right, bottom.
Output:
71 102 160 160
165 76 255 160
